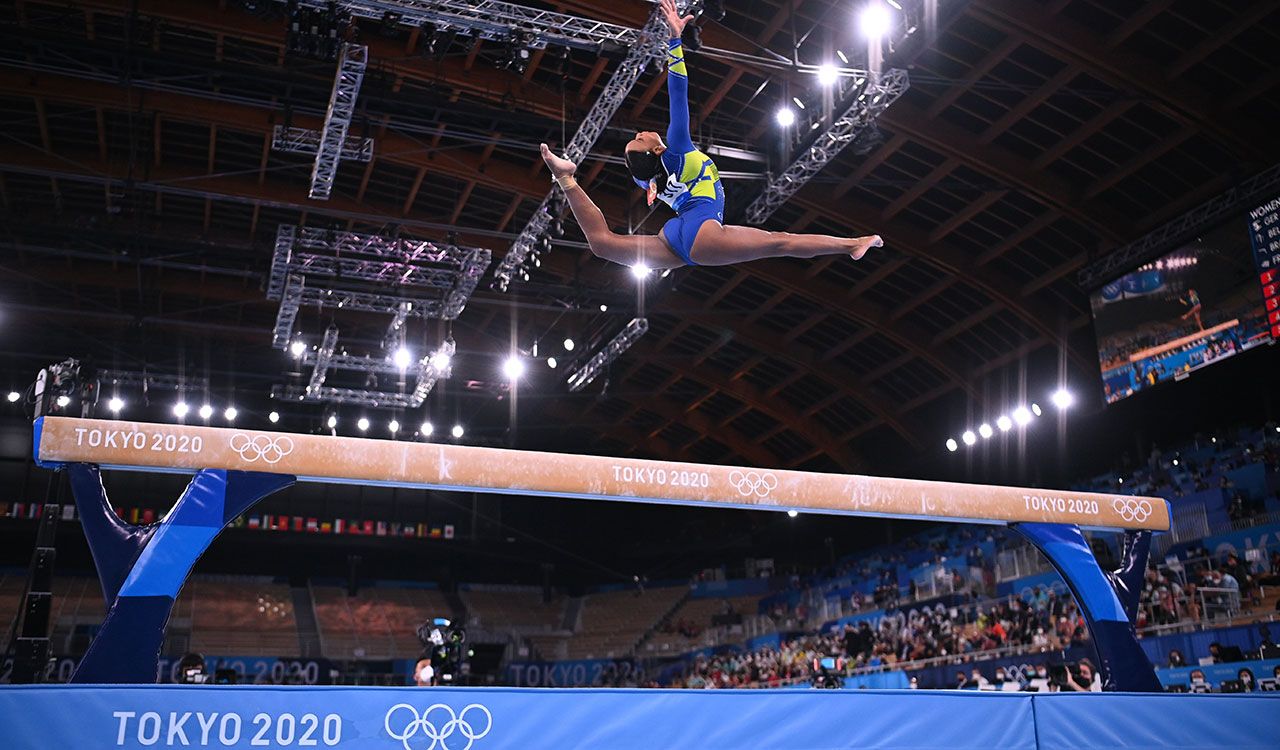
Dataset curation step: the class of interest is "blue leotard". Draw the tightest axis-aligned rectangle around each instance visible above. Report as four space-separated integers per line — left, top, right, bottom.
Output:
631 39 725 265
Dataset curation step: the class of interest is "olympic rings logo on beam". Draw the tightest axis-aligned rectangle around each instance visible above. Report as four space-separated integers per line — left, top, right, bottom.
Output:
1111 497 1153 524
384 703 492 750
228 433 295 465
728 470 778 499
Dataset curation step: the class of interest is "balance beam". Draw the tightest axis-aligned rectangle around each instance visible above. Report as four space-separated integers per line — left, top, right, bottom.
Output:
1127 319 1237 362
33 417 1168 531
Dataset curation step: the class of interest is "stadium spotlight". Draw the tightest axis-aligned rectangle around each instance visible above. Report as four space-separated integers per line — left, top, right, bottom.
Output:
859 1 892 39
962 430 977 446
224 406 238 422
1031 402 1043 417
268 411 280 423
503 355 526 380
787 509 799 518
420 421 434 437
108 396 124 413
388 419 400 434
563 338 575 352
56 395 71 408
290 340 306 357
817 62 839 86
451 424 464 438
394 346 412 370
1012 406 1032 426
1051 388 1074 410
945 438 958 452
996 415 1013 432
775 107 796 127
173 401 190 418
1172 458 1179 466
199 404 213 420
599 304 609 312
6 391 19 403
357 417 370 432
630 263 651 280
978 423 993 439
547 357 558 369
429 349 452 372
326 415 337 430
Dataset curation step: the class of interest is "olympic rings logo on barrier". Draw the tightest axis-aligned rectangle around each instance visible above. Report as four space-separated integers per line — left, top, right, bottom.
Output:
228 433 295 465
728 470 778 499
384 703 492 750
1111 497 1153 524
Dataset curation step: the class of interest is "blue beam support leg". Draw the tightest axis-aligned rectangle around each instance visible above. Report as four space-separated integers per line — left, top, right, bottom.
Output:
65 463 295 683
1013 522 1161 692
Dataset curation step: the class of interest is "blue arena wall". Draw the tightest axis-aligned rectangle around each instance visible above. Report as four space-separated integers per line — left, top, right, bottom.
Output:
1 685 1277 750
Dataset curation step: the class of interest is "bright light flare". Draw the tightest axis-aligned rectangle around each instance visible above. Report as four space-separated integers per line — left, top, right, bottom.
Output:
1051 388 1074 410
859 2 892 39
945 438 958 452
775 107 796 127
817 63 839 86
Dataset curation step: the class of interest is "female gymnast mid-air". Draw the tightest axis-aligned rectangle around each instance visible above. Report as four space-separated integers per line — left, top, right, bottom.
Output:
539 0 883 270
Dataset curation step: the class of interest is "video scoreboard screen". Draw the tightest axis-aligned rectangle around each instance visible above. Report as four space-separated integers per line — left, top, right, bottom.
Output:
1090 195 1276 405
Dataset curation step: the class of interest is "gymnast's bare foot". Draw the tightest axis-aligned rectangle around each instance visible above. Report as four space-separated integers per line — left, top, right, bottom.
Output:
849 234 883 261
540 143 577 179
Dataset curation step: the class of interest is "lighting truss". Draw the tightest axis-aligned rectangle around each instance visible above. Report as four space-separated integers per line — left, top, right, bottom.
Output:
288 0 642 53
272 125 374 162
494 5 674 289
382 302 414 351
309 43 368 200
308 325 340 392
743 68 909 226
98 370 209 392
1078 162 1280 289
275 339 454 409
267 225 492 349
567 318 648 392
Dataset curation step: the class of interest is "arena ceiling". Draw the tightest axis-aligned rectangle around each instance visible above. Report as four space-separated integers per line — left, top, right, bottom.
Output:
1 0 1277 476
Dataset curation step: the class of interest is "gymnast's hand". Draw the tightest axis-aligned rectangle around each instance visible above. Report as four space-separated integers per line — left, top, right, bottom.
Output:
539 143 577 179
660 0 695 38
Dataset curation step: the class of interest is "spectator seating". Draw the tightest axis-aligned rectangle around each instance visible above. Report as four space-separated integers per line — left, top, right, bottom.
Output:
175 578 299 657
461 586 565 632
529 586 687 661
643 595 763 654
311 584 454 660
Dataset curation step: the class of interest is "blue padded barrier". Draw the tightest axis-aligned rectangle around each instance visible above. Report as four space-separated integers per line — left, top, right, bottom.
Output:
1 686 1276 750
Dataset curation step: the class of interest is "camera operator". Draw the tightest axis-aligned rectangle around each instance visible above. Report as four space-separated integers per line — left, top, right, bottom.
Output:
810 656 844 689
1064 658 1101 692
414 618 465 686
413 656 435 687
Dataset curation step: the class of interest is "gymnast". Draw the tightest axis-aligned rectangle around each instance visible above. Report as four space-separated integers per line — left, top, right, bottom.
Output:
539 0 883 269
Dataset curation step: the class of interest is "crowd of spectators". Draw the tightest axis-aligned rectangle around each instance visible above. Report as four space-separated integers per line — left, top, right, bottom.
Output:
670 587 1088 689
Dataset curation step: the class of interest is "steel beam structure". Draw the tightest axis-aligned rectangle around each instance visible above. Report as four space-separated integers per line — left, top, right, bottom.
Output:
567 317 649 392
271 125 374 162
309 43 368 200
744 69 909 226
289 0 643 53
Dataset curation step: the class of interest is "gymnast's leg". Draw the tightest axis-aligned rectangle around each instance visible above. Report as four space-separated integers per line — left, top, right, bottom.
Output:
539 144 683 269
688 222 882 266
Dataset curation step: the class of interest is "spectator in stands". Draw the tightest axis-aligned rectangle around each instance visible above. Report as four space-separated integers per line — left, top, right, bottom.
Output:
1065 659 1101 692
1167 649 1186 667
1237 667 1257 692
1258 626 1280 660
954 670 970 689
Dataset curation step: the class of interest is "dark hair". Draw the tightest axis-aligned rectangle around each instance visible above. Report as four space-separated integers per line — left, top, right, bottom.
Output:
625 149 661 182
